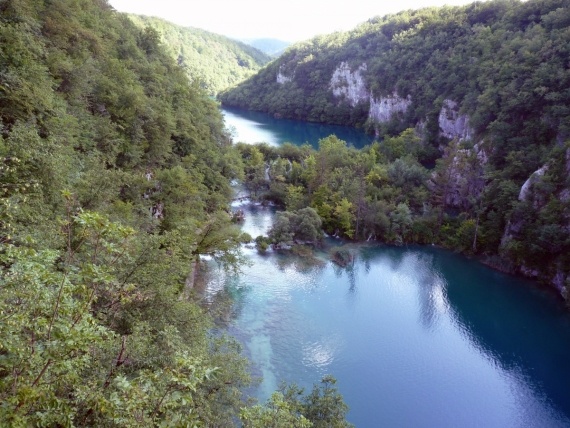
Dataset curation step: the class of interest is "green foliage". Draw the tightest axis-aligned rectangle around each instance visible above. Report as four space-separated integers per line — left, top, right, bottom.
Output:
390 202 413 244
244 133 429 243
1 211 206 425
241 145 268 199
127 15 271 95
241 376 353 428
268 207 323 245
255 235 271 253
380 128 422 162
241 392 312 428
0 0 254 424
302 375 353 428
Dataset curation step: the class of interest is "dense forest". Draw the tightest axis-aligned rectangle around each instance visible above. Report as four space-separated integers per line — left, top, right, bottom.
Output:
127 14 271 96
222 0 570 295
0 0 351 425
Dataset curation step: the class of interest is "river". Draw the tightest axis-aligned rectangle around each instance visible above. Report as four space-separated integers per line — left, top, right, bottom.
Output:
210 107 570 427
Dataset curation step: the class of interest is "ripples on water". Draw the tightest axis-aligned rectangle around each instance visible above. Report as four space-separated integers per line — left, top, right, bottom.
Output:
207 201 570 427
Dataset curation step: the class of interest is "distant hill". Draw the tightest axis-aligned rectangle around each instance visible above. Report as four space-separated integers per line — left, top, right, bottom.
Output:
241 38 291 56
128 15 271 95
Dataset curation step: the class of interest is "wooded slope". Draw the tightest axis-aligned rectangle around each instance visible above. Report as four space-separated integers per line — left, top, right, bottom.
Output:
128 14 271 95
0 0 251 424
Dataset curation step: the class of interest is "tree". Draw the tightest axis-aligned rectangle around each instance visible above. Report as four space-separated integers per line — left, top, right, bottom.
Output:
303 375 353 428
390 202 413 244
240 393 312 428
241 376 353 428
244 146 268 198
268 207 323 245
334 198 354 238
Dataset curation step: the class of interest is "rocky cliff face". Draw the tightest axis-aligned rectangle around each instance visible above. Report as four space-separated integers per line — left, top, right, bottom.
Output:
500 148 570 295
368 93 412 123
330 62 368 106
329 66 479 141
518 165 549 206
438 99 474 141
276 66 292 84
329 62 412 124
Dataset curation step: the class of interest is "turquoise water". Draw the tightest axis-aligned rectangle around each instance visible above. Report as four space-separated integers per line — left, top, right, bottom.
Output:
215 108 570 427
221 107 375 149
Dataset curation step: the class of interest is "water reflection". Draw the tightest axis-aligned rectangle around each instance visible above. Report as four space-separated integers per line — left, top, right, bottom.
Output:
438 249 570 420
302 336 342 369
408 252 450 330
274 252 326 278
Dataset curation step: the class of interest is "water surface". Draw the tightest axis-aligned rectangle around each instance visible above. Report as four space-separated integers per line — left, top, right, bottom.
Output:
221 107 375 149
212 108 570 427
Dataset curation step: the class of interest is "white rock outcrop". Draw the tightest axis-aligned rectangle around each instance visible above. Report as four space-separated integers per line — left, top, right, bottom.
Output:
518 165 548 202
329 62 412 123
368 93 412 123
276 66 292 84
330 62 368 107
438 99 474 140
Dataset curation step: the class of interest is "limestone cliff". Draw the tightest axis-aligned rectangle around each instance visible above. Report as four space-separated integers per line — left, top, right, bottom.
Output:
368 93 412 123
276 66 293 84
329 62 411 124
330 62 369 107
438 100 474 141
518 165 549 206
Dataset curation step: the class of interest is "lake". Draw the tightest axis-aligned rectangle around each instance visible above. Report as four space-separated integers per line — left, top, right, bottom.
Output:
221 106 375 149
211 107 570 427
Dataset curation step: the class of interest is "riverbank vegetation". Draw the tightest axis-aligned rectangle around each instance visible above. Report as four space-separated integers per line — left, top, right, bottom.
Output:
0 0 351 425
237 129 570 297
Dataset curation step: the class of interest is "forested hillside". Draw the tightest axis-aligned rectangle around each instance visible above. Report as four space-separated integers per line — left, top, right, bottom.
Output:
128 14 271 95
224 0 570 294
0 0 351 425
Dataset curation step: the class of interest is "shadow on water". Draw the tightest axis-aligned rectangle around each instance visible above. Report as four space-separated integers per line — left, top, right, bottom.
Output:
360 244 570 419
438 249 570 417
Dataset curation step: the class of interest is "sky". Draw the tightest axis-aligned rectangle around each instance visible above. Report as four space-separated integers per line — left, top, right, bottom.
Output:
108 0 483 42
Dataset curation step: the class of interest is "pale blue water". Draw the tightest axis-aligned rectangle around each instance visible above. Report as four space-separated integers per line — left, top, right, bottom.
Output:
213 108 570 427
